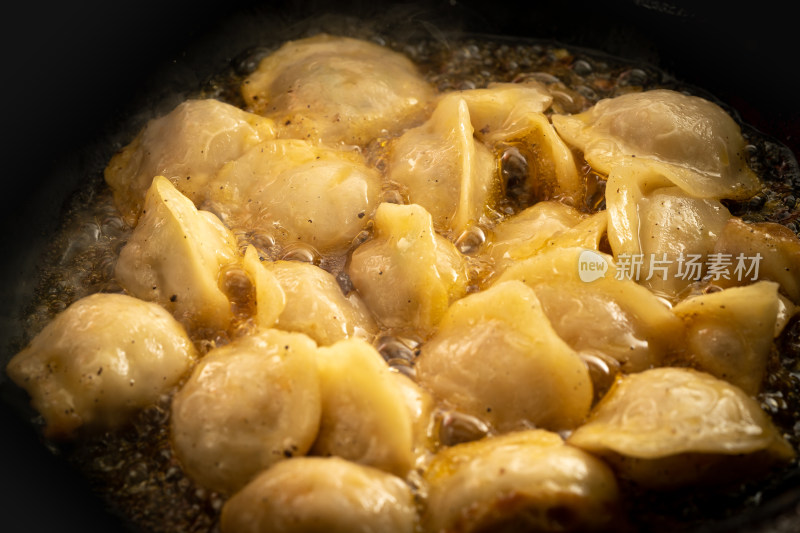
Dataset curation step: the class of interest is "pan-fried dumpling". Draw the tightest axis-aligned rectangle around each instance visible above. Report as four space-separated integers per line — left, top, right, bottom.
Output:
241 245 286 329
495 247 684 372
115 176 238 332
552 89 760 200
416 280 592 432
207 139 381 253
347 203 469 336
241 34 434 146
568 367 795 489
387 94 497 236
105 99 275 224
311 338 432 476
605 163 731 298
6 293 197 438
481 201 603 276
266 260 377 345
170 329 321 495
423 430 620 533
672 282 782 394
458 81 553 135
713 217 800 303
220 457 417 533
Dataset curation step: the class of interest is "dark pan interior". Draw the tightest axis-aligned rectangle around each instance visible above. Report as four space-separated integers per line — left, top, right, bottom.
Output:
1 1 798 531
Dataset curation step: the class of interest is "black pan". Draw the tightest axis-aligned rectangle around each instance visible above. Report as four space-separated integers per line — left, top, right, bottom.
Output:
1 1 798 531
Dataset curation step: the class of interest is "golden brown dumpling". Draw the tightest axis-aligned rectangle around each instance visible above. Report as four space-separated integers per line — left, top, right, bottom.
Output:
416 280 593 432
348 203 469 336
170 329 321 495
387 94 497 236
672 281 783 394
115 176 238 332
104 99 275 224
221 457 417 533
6 293 197 438
568 367 795 489
423 430 620 533
207 139 381 253
311 338 432 476
552 89 760 200
241 34 434 146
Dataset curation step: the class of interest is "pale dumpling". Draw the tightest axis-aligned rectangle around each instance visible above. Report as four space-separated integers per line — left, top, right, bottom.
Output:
266 259 378 345
496 247 684 372
713 217 800 303
241 245 286 329
387 94 497 235
423 430 620 533
115 176 238 331
221 457 417 533
481 201 603 276
568 367 795 489
552 89 760 200
241 34 434 146
6 293 197 438
605 163 731 298
311 338 432 476
170 329 321 495
348 203 469 336
104 99 275 224
416 280 593 432
207 139 381 253
672 281 782 394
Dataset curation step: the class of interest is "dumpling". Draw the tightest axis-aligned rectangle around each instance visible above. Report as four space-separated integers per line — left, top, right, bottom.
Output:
347 203 469 336
568 367 795 489
416 280 593 432
387 94 497 236
552 89 760 200
605 163 732 298
423 430 620 533
104 99 275 224
480 201 602 276
241 34 434 146
6 293 197 438
241 245 286 329
311 338 432 476
206 139 381 253
672 281 783 394
266 259 378 345
713 217 800 303
170 329 321 495
220 457 417 533
115 176 238 332
495 247 684 372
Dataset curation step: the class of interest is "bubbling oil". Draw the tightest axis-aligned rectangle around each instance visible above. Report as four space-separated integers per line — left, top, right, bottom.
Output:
12 32 800 533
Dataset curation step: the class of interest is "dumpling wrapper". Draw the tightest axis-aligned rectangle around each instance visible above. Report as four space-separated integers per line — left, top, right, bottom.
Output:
713 217 800 303
241 34 434 146
115 176 238 332
388 94 497 236
170 329 321 495
221 457 417 533
6 293 197 438
207 139 381 253
348 203 469 336
495 247 684 372
552 89 760 200
241 245 286 329
266 259 377 345
416 280 593 432
605 163 731 299
568 367 795 489
423 430 620 533
672 281 782 394
311 338 432 476
104 99 275 224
